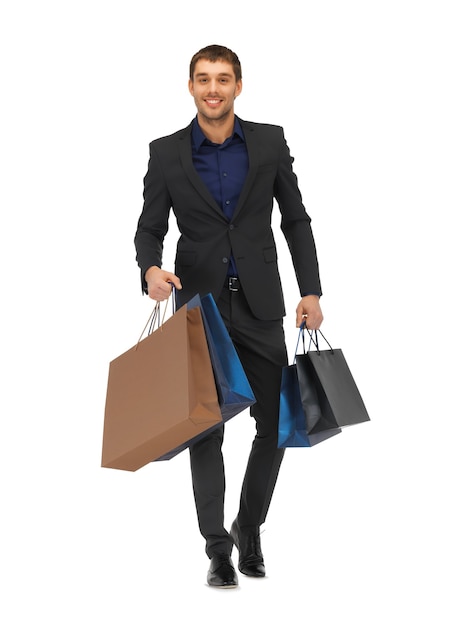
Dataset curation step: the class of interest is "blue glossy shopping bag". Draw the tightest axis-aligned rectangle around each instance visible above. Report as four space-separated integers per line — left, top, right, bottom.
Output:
157 293 256 460
278 364 341 447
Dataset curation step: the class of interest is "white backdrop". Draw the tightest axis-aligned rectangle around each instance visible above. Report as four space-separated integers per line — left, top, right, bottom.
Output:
1 1 451 624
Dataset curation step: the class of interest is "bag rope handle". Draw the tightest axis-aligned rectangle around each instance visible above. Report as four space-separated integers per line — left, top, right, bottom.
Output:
293 323 334 361
134 286 174 350
309 328 333 354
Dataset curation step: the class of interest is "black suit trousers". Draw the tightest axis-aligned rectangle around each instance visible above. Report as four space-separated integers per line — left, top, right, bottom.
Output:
189 285 288 557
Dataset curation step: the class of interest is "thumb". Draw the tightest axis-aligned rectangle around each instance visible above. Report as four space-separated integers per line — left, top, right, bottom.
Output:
166 273 182 290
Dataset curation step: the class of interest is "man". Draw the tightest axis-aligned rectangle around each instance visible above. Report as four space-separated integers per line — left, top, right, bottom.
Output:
134 44 323 588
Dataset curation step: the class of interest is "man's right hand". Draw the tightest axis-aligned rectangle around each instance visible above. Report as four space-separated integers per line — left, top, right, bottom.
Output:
145 266 182 301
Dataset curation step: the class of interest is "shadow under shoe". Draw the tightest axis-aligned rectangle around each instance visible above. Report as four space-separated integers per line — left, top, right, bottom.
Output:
230 518 266 577
207 554 239 588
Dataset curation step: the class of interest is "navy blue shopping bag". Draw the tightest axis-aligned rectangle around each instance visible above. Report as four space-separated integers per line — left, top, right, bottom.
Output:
157 293 256 460
279 363 342 447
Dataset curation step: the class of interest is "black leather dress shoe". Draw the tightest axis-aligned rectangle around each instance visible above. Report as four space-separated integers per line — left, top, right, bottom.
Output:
207 554 238 588
230 518 266 577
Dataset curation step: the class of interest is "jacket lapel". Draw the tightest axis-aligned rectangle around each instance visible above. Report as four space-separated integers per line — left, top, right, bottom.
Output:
177 123 225 218
232 118 260 220
177 118 261 221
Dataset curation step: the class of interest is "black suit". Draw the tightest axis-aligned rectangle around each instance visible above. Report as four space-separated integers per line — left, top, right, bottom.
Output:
135 117 321 317
135 117 322 556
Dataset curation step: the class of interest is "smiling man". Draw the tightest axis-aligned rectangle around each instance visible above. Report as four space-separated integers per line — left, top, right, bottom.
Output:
134 44 323 588
189 57 242 138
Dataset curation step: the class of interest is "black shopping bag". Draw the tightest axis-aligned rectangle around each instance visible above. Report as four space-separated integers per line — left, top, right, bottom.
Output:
296 326 371 431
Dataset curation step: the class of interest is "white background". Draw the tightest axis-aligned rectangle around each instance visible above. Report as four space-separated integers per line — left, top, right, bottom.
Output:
1 1 451 624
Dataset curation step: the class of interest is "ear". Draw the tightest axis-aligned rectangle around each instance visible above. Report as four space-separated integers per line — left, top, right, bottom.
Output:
188 79 194 96
234 79 243 98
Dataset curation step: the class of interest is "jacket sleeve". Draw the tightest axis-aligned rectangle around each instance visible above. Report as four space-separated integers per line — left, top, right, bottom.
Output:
134 141 172 293
274 130 322 297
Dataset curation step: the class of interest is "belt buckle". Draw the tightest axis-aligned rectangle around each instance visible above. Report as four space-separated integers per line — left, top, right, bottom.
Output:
228 277 239 292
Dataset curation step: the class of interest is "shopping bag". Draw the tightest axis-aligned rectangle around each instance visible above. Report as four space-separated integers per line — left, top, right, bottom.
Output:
101 302 222 471
296 326 371 431
278 363 342 448
188 293 256 420
157 292 256 460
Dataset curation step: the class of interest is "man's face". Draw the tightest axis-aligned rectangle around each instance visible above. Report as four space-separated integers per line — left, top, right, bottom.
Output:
188 59 242 123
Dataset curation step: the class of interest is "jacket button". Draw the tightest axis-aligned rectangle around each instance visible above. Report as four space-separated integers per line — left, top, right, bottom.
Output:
229 224 235 230
222 257 229 264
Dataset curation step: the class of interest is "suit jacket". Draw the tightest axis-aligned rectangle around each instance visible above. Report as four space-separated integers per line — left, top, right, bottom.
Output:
134 117 322 320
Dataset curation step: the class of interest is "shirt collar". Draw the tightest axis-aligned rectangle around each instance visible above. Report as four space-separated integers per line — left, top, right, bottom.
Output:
191 116 245 151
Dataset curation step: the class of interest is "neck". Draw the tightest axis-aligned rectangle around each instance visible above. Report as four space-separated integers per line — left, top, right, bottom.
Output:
197 112 235 144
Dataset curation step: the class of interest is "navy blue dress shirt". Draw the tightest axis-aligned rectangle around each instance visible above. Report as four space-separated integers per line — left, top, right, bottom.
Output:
191 116 249 276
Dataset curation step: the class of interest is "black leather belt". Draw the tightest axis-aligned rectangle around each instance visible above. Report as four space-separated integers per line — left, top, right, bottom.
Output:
225 276 240 291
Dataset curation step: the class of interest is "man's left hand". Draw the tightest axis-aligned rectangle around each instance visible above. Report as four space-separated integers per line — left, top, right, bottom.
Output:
296 295 323 329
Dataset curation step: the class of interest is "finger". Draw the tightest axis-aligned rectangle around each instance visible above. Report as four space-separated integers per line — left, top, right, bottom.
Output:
160 281 173 298
296 313 308 327
306 315 323 331
149 281 171 301
163 273 182 290
168 278 182 290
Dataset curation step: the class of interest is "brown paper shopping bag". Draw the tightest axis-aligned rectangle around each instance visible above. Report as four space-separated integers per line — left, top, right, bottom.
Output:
101 303 222 471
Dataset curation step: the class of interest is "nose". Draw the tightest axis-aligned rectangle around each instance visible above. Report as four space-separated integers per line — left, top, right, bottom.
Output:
207 79 220 93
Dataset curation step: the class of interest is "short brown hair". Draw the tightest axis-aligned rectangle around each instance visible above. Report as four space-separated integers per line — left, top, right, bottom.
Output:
189 44 242 82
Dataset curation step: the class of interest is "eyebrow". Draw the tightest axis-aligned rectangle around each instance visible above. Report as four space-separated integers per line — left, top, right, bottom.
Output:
194 72 233 78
